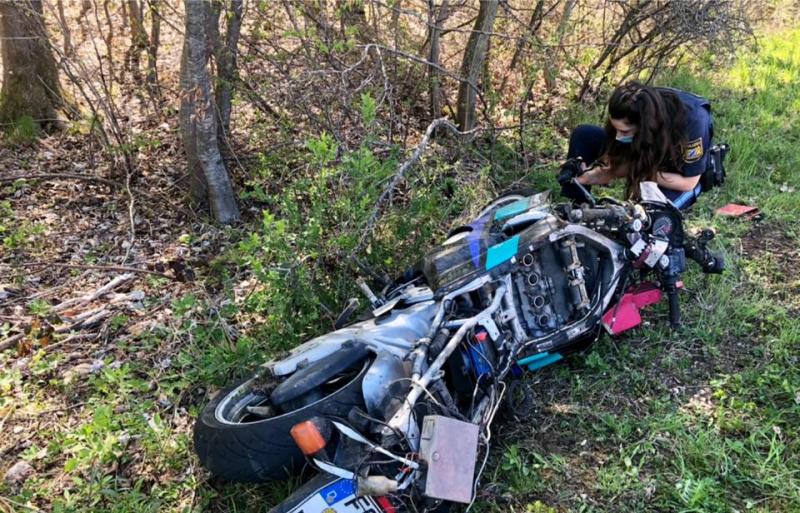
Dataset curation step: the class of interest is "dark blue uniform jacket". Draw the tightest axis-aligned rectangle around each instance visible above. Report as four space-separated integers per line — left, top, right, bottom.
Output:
658 87 713 207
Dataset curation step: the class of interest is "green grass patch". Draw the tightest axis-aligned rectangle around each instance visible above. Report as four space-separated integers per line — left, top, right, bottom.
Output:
2 115 41 144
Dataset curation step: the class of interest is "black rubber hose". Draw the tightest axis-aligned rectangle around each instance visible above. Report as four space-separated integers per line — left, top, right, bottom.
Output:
667 287 681 328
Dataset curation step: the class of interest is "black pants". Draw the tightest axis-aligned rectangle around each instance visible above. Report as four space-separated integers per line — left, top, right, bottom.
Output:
566 125 701 209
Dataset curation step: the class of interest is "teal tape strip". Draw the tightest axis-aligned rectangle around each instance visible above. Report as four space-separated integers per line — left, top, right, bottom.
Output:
517 352 550 366
485 235 520 270
517 352 563 371
493 198 530 221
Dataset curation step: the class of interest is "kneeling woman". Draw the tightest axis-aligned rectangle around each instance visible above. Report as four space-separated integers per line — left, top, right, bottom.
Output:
565 81 713 209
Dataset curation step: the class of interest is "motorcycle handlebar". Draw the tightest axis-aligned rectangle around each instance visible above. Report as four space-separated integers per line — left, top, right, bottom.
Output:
568 204 633 225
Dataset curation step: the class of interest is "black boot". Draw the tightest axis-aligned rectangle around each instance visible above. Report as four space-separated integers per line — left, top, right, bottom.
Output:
685 229 725 274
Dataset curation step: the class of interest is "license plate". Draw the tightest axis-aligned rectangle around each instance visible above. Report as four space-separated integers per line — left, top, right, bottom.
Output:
288 478 384 513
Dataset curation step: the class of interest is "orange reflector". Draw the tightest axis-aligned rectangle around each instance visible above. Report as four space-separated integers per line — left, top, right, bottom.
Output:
290 420 327 456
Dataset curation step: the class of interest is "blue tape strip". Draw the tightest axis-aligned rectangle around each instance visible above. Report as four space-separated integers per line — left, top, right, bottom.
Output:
672 183 702 208
467 218 487 268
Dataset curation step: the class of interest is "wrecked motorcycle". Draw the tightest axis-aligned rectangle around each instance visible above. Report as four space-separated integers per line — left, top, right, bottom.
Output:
194 182 724 512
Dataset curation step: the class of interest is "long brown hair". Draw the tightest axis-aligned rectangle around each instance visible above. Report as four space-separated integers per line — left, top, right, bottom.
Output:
604 82 688 198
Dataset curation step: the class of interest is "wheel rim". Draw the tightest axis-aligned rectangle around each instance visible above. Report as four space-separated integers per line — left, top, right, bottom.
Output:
214 358 370 425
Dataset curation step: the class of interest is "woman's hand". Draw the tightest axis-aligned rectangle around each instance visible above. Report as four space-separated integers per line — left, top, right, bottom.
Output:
577 165 615 185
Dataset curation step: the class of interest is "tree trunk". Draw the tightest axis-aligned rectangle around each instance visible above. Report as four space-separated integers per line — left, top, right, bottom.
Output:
427 0 449 120
125 0 148 82
146 0 161 88
576 2 652 101
543 0 577 93
214 0 243 151
56 0 73 56
0 0 63 133
101 0 116 72
455 0 498 131
301 0 332 44
508 0 545 73
499 0 545 97
180 0 240 224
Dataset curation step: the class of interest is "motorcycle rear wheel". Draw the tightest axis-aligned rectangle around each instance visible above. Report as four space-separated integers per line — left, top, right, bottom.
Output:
194 358 370 482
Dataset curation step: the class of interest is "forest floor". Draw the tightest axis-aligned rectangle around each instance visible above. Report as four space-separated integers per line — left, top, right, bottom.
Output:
1 26 799 513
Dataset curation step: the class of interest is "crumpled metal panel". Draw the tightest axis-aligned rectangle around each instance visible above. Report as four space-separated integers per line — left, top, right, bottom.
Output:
361 352 409 418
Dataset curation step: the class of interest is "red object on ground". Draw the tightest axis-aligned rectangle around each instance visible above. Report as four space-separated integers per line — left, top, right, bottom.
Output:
602 282 663 335
716 203 760 218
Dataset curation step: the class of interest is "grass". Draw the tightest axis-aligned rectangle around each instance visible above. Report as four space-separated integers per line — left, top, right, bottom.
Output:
1 115 41 144
477 28 800 512
2 26 800 513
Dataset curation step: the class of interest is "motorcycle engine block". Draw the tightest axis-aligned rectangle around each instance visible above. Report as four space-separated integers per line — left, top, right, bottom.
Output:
512 236 599 340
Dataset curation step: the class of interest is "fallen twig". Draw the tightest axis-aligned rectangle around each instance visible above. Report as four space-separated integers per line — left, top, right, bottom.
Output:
58 305 106 326
66 309 110 331
0 333 23 352
0 492 45 512
43 333 98 353
0 331 99 355
122 167 137 264
0 173 158 201
15 262 176 280
108 290 145 304
351 117 477 259
0 173 120 188
12 401 88 419
52 274 136 313
0 270 93 307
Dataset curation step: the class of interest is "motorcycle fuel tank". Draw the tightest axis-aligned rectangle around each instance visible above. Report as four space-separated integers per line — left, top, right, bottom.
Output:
421 214 563 293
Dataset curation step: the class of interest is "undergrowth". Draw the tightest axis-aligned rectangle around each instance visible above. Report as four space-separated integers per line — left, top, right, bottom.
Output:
1 25 799 513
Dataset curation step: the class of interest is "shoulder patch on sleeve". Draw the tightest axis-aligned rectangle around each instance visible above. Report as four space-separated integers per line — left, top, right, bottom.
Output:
684 138 704 163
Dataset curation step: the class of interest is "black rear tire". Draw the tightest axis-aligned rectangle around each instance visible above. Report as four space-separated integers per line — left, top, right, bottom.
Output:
194 359 370 482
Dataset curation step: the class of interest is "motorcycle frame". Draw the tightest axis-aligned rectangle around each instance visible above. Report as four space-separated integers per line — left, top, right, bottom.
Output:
255 221 628 448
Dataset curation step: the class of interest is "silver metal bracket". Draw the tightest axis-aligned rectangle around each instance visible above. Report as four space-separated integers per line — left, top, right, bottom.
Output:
476 315 500 340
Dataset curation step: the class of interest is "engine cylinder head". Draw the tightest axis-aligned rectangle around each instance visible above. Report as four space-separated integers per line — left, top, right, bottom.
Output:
532 295 546 309
521 253 536 267
526 272 540 286
537 314 551 327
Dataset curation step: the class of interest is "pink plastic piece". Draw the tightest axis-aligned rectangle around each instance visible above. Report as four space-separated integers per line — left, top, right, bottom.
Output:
602 282 663 335
629 282 663 307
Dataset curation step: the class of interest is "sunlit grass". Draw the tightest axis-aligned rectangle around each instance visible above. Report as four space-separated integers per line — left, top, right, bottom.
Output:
485 27 800 513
